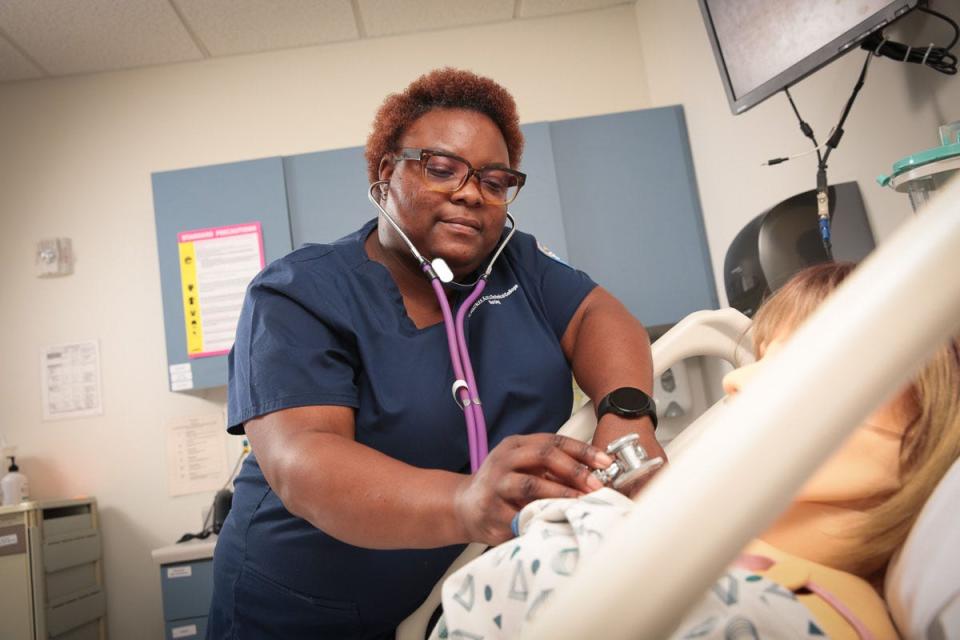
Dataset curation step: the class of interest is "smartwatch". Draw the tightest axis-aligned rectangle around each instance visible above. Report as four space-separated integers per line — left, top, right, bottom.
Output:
596 387 658 429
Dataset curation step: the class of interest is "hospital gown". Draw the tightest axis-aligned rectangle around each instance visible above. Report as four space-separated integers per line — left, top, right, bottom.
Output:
438 489 833 639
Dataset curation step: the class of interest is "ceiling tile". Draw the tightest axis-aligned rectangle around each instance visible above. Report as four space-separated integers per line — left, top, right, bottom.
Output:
175 0 358 57
517 0 630 19
0 33 44 82
358 0 515 38
0 0 202 76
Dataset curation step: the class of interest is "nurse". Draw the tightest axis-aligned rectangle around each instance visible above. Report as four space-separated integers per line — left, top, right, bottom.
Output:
207 68 662 639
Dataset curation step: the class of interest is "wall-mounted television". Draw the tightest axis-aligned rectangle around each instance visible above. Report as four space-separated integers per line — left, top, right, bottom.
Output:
699 0 919 115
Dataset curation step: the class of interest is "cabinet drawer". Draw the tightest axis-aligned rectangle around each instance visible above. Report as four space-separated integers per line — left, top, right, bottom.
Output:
43 530 101 572
166 615 208 639
51 618 101 640
46 585 106 637
44 513 94 539
47 562 99 601
160 559 214 620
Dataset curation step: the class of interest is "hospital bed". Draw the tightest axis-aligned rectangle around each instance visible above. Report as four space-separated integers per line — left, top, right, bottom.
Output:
399 176 960 640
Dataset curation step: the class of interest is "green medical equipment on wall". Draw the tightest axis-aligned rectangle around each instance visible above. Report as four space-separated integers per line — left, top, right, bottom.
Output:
879 122 960 213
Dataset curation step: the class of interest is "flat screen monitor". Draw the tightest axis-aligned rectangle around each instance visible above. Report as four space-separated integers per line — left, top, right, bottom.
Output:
699 0 919 115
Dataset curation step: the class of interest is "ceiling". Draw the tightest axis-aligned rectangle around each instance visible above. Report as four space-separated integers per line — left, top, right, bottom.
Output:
0 0 632 84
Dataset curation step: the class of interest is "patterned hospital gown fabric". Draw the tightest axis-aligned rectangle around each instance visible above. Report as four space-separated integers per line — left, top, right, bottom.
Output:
437 488 827 639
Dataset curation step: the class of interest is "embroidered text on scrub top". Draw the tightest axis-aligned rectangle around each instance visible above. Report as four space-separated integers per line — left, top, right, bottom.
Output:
469 284 519 317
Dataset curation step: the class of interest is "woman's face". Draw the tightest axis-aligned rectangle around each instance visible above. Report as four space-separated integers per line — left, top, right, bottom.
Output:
379 108 510 277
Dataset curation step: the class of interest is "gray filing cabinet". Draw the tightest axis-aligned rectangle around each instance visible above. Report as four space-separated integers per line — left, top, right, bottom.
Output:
151 539 216 639
0 498 107 640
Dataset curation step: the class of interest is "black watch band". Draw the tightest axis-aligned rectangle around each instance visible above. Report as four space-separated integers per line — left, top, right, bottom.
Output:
596 387 658 429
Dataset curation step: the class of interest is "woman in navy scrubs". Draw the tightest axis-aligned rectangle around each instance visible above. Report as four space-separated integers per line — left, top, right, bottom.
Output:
208 68 663 639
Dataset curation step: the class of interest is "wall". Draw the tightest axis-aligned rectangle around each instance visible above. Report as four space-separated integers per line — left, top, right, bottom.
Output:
0 7 650 639
634 0 960 303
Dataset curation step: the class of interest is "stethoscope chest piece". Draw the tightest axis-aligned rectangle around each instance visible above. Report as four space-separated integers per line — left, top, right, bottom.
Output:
592 433 664 489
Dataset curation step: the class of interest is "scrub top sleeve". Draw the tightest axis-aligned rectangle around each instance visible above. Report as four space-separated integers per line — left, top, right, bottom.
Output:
529 239 597 341
227 278 359 435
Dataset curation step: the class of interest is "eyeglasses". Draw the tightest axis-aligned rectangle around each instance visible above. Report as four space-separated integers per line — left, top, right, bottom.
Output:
394 148 526 206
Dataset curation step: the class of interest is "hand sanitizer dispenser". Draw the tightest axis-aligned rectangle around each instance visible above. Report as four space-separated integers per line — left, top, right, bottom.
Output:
2 456 29 506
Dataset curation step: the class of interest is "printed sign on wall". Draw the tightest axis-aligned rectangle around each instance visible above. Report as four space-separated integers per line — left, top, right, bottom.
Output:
177 223 264 358
41 340 103 420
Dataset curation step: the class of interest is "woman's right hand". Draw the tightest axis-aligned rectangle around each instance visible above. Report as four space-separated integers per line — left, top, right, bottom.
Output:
453 434 614 546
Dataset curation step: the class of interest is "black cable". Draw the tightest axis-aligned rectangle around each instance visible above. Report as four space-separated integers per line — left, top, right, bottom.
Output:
175 440 249 544
777 51 875 259
176 529 212 544
783 87 822 165
860 5 958 75
766 3 958 257
920 5 960 49
823 52 873 166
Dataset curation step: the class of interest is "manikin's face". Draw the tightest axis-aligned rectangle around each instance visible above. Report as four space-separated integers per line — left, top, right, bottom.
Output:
378 108 510 277
721 336 787 397
722 333 909 419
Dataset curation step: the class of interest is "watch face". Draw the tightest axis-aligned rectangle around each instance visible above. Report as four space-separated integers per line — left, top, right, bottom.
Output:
610 387 652 414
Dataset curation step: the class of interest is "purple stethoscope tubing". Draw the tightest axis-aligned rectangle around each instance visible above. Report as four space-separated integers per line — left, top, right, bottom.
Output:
368 181 516 472
428 272 488 471
455 279 490 466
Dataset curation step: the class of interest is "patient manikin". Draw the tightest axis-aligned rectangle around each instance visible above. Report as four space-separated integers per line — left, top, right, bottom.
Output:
437 262 960 639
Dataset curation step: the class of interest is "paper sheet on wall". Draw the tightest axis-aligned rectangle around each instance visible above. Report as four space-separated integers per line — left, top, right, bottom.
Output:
165 415 229 496
177 222 265 359
41 340 103 420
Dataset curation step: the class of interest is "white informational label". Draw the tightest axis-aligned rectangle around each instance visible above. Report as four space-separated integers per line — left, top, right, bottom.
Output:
0 533 18 547
169 363 194 391
171 623 198 637
166 566 193 579
41 340 103 420
165 414 228 496
178 223 264 359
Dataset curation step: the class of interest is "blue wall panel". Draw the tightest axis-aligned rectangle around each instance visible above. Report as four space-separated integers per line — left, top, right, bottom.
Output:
549 107 717 326
284 146 373 247
508 122 569 260
153 108 716 390
152 157 292 391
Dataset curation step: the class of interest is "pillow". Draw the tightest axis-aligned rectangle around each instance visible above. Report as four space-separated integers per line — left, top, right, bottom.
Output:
885 459 960 639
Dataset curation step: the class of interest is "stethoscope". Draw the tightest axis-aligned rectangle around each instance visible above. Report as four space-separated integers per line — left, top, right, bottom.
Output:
367 180 517 472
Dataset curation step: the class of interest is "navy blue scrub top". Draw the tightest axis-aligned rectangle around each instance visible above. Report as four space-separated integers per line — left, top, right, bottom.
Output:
209 219 597 639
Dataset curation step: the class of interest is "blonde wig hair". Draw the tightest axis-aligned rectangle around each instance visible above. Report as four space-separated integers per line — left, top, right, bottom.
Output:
752 262 960 579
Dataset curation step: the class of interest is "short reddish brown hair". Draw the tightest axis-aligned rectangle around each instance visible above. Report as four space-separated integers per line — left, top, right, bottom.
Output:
365 68 525 183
